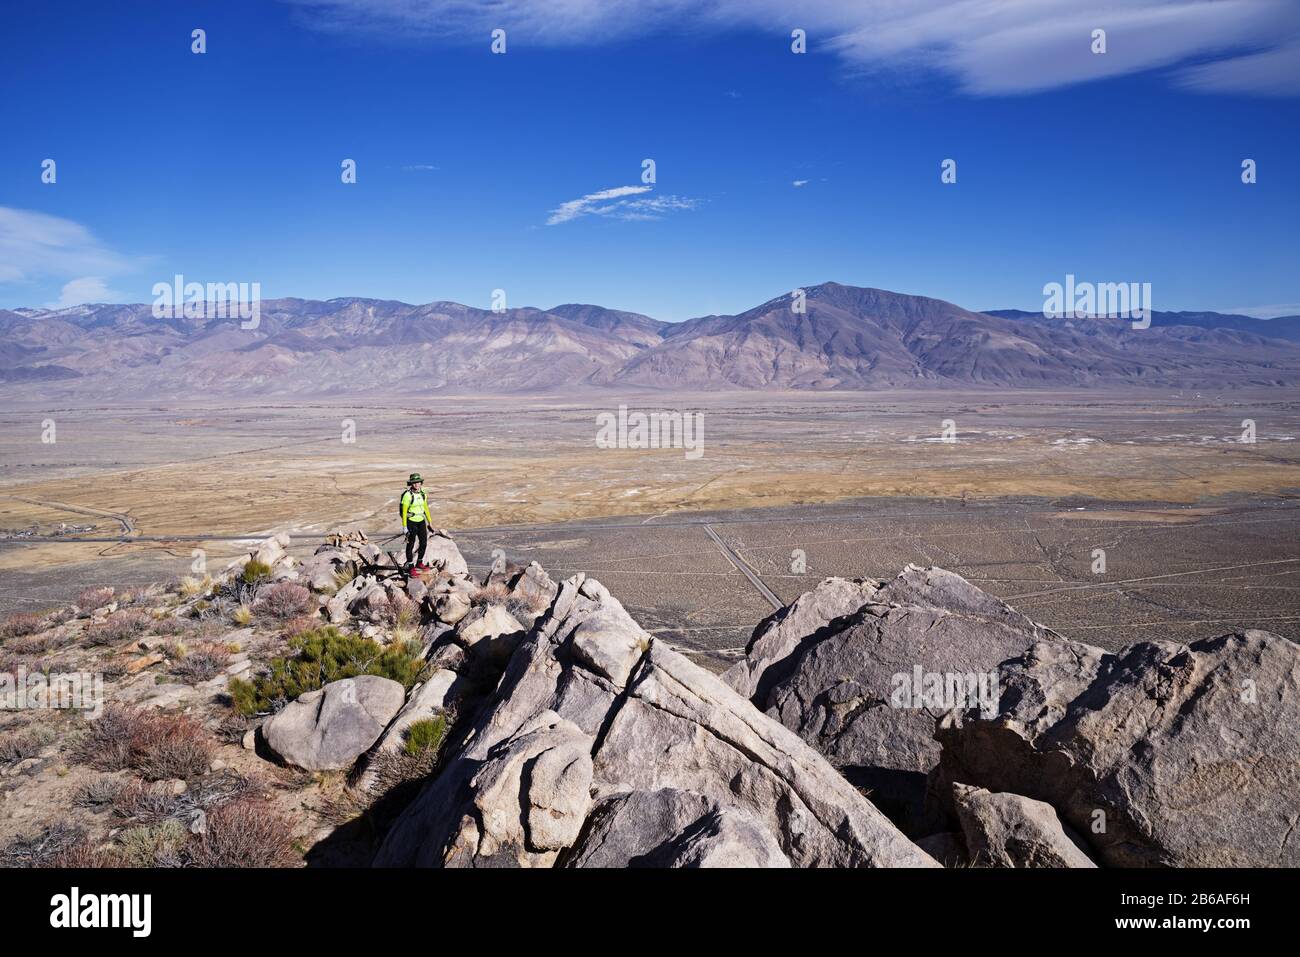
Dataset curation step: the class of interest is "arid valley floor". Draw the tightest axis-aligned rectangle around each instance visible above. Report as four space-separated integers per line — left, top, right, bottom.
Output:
2 390 1298 669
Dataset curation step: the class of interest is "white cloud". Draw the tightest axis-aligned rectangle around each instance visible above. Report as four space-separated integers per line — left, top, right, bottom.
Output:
45 277 118 310
546 185 697 225
281 0 1300 96
792 180 809 187
0 207 135 286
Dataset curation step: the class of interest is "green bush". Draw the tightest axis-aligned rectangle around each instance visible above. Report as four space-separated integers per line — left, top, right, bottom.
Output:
241 560 273 584
403 715 447 758
228 626 423 716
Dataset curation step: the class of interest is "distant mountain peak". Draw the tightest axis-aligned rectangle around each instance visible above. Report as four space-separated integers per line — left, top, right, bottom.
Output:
4 285 1299 397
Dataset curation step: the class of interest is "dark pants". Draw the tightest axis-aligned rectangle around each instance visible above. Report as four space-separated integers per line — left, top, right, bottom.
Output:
405 520 428 566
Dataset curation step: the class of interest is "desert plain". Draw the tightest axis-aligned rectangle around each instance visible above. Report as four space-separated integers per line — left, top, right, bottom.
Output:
2 388 1297 670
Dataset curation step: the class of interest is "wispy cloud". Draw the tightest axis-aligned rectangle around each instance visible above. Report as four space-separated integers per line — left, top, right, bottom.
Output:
281 0 1300 96
792 180 809 187
546 185 698 225
402 164 438 171
0 207 136 287
1175 38 1300 96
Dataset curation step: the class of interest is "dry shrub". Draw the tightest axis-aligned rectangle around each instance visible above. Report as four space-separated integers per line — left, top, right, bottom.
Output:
74 706 214 781
213 712 251 744
49 838 115 868
112 779 180 824
190 799 296 868
112 769 265 829
9 630 69 656
150 616 189 637
282 615 318 640
77 587 115 611
253 583 312 622
84 609 153 646
0 724 57 765
187 768 267 810
0 822 89 868
179 575 212 598
504 593 547 624
371 591 420 628
0 611 48 641
74 776 125 810
48 607 76 627
171 642 231 683
473 581 511 606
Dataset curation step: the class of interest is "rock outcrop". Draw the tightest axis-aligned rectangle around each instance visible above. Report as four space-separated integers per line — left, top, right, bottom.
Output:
725 565 1060 830
263 675 406 772
565 788 791 867
373 574 936 868
951 784 1096 868
934 630 1300 867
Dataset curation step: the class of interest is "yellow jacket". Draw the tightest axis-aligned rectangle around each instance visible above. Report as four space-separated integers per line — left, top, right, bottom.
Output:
400 489 429 527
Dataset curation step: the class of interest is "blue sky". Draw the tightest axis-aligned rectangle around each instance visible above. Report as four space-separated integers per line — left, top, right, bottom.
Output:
1 0 1298 320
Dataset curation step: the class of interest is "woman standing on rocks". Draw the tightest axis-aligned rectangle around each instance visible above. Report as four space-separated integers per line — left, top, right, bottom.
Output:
400 472 431 570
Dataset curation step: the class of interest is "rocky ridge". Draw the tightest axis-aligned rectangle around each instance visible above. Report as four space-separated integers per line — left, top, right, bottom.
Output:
2 529 1294 868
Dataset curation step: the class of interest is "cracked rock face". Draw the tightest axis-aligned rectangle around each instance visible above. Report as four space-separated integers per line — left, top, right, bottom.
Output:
935 630 1300 867
373 573 935 868
564 788 791 867
723 576 881 702
727 566 1058 830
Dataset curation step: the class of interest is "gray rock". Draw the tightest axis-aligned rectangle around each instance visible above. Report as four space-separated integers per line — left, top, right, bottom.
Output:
455 604 525 665
456 604 523 647
406 577 429 604
352 669 464 795
915 831 966 868
732 566 1059 830
444 710 594 867
723 576 880 700
312 546 350 562
251 532 291 568
565 788 789 868
952 784 1096 868
298 557 342 593
433 593 471 626
426 530 469 578
935 630 1300 867
431 575 475 625
264 675 406 772
374 573 935 869
505 561 558 623
326 574 373 624
350 581 391 621
427 638 467 673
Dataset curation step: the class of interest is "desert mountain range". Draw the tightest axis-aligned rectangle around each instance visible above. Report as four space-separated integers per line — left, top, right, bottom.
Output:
4 282 1299 396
